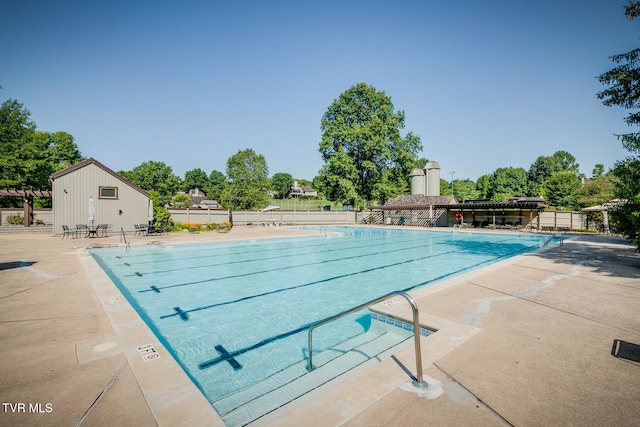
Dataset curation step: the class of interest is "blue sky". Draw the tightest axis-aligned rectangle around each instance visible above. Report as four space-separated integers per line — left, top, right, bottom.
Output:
2 0 638 182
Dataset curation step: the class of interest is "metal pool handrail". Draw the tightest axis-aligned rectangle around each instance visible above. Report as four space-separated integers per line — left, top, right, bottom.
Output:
306 290 428 389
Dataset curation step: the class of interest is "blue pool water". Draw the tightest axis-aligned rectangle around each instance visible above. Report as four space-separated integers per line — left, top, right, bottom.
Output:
89 227 549 418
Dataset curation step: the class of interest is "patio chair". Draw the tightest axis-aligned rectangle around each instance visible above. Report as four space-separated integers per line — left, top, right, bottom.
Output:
62 225 72 239
76 224 89 238
138 224 149 236
156 221 168 234
97 224 108 237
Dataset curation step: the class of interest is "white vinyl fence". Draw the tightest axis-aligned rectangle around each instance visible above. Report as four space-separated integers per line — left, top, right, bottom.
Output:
167 208 363 226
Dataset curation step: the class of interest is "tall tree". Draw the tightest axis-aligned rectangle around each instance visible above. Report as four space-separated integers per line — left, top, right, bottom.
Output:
597 1 640 152
0 99 83 207
120 161 182 205
209 170 226 188
544 171 581 209
489 167 529 202
222 149 270 210
205 170 226 202
528 150 580 195
597 1 640 243
453 178 480 202
46 131 83 171
476 174 492 199
271 172 293 198
183 168 210 192
318 83 422 207
592 164 605 178
577 172 617 208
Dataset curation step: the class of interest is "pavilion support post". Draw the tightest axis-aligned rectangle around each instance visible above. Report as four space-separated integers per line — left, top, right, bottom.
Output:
602 210 610 234
23 196 33 227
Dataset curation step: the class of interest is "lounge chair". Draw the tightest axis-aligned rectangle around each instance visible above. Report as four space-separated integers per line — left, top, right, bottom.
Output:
217 223 229 233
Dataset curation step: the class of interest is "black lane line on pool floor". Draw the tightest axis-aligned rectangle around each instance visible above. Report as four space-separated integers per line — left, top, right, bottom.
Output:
214 345 242 371
199 322 313 369
122 233 404 276
197 246 537 371
161 238 529 321
112 231 372 266
106 228 410 265
122 231 442 276
149 235 519 297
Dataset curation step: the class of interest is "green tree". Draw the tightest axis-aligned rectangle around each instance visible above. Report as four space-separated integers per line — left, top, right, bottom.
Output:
149 190 171 228
528 151 580 195
171 193 192 208
440 178 452 196
453 178 480 202
205 170 226 202
209 170 225 187
476 174 491 199
0 99 83 208
222 149 270 210
380 132 424 201
271 172 293 198
46 131 83 171
592 163 605 178
183 168 210 192
609 158 640 236
577 172 617 208
597 1 640 152
544 171 581 209
318 83 422 206
120 161 182 206
597 1 640 244
489 167 529 202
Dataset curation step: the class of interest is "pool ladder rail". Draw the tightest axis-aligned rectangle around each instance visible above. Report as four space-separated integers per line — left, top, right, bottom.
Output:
544 233 564 247
306 290 428 389
120 227 130 249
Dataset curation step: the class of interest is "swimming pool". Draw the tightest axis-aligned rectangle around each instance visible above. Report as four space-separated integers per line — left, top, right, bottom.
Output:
89 227 549 424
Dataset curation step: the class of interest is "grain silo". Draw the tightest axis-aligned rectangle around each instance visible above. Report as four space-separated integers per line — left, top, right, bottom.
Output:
410 161 441 196
425 161 441 196
409 168 425 196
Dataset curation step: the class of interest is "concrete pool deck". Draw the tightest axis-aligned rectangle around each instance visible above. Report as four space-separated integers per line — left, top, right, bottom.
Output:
0 227 639 426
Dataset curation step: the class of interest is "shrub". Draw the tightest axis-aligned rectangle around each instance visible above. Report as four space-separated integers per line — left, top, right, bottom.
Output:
6 214 24 225
183 221 202 230
221 220 232 230
170 221 185 231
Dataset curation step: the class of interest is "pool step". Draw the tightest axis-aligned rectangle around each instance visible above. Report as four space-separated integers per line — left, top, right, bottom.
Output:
213 329 383 415
216 327 412 426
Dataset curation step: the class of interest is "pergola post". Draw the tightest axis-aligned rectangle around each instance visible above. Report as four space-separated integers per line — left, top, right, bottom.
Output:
23 195 33 226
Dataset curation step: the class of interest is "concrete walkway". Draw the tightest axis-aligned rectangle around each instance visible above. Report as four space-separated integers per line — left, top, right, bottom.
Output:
0 228 638 426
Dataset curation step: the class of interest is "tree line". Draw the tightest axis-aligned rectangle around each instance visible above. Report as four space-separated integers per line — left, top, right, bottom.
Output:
0 93 622 214
0 90 617 213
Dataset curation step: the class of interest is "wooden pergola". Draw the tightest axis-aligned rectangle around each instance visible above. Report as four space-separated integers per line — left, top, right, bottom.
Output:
0 189 52 226
367 199 547 228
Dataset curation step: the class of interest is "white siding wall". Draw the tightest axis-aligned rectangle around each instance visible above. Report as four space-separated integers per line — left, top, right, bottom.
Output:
52 164 149 235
